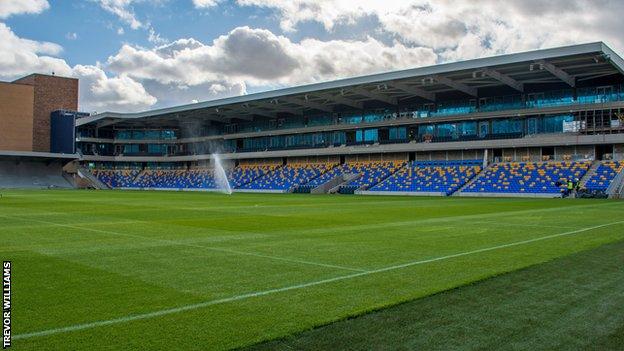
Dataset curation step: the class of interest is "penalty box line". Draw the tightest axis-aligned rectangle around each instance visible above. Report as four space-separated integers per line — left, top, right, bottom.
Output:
13 219 624 341
0 214 366 273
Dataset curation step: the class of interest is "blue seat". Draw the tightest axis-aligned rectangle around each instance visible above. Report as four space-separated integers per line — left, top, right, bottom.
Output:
369 160 481 195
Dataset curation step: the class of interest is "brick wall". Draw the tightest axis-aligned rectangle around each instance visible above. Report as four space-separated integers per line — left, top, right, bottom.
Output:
0 82 35 151
13 74 78 152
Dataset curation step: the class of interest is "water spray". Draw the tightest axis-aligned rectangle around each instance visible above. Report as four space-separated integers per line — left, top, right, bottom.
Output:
212 153 233 195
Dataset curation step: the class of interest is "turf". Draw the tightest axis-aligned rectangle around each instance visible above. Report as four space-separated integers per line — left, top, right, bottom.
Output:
1 189 623 350
246 239 624 351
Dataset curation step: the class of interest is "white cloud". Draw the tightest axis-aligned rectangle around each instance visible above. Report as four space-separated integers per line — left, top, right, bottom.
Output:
0 23 71 78
5 0 624 114
0 0 49 19
65 32 78 40
102 26 435 111
148 27 167 44
73 65 157 112
107 26 437 89
235 0 624 61
236 0 375 32
0 23 156 112
94 0 143 29
192 0 222 8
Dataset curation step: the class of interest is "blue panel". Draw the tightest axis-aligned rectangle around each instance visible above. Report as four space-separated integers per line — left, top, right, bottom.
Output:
50 110 84 154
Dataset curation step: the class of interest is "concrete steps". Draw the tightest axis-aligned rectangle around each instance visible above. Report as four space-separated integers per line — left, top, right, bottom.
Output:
579 160 601 188
453 164 488 196
606 166 624 198
76 165 110 189
328 173 361 194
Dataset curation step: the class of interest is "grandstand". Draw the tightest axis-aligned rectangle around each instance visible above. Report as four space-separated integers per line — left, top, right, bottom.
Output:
367 160 482 195
339 161 405 194
1 43 624 198
239 163 333 192
63 43 624 198
584 161 624 191
461 161 591 197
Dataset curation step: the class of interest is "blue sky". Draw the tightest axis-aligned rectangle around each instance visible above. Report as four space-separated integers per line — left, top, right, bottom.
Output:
3 1 277 66
1 0 623 113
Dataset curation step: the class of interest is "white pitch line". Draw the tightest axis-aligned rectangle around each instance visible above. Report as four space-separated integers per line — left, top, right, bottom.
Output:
14 220 624 341
0 215 365 273
0 219 145 229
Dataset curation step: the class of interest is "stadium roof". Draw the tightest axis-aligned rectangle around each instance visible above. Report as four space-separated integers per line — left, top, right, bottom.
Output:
77 42 624 128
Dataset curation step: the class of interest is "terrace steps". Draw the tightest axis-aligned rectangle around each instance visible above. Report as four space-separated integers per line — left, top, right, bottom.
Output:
579 160 601 188
606 168 624 198
453 164 487 196
78 165 110 189
329 173 362 194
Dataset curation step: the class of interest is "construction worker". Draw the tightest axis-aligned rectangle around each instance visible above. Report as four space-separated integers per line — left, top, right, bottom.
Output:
567 179 574 197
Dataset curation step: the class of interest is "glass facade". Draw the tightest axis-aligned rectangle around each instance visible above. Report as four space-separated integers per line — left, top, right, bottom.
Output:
191 84 624 137
77 84 624 156
115 130 177 140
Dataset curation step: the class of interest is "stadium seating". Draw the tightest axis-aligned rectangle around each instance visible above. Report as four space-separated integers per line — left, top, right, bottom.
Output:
130 169 217 189
92 164 280 190
93 169 141 188
584 161 624 191
240 163 334 191
369 160 482 195
463 161 591 194
0 160 73 189
295 164 353 192
229 165 277 188
339 161 405 193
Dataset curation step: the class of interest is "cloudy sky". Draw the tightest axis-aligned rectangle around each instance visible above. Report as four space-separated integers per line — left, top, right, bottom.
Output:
2 0 623 114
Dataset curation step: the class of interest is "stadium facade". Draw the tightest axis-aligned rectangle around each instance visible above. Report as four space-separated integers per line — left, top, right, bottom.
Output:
2 42 624 197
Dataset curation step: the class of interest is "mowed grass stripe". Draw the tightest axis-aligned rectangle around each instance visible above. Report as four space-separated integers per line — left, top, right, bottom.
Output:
246 240 624 351
4 191 624 350
2 202 617 265
0 214 367 273
3 200 618 238
14 219 624 341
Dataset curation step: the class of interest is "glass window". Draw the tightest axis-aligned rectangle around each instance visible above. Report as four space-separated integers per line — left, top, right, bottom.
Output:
356 130 363 142
116 130 132 139
436 124 456 137
364 129 378 142
344 115 362 125
492 119 522 134
542 115 574 133
458 122 477 136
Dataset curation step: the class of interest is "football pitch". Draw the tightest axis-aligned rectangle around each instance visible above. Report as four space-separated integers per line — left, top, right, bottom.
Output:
1 190 624 350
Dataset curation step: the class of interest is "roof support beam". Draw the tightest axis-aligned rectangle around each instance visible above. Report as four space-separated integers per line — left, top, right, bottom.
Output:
253 100 302 115
281 96 333 113
315 92 363 109
192 107 253 123
249 110 275 119
534 60 576 87
227 114 254 121
234 105 275 119
96 119 121 128
433 75 478 96
481 68 524 92
351 87 398 105
388 81 435 101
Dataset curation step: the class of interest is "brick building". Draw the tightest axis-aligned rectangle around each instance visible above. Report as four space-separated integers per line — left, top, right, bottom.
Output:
0 74 78 152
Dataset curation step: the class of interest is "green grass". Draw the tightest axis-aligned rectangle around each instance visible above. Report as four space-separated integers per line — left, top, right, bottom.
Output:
246 239 624 351
1 189 623 350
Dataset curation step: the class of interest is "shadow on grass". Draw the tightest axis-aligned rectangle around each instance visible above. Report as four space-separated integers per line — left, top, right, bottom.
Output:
243 240 624 351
